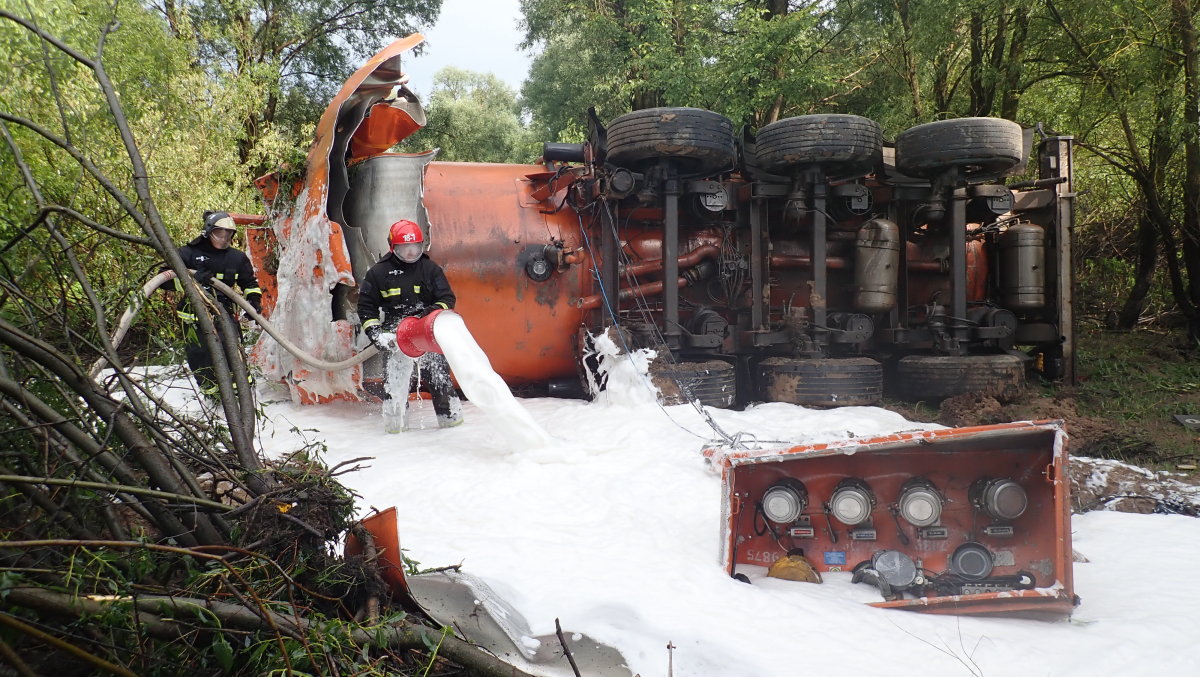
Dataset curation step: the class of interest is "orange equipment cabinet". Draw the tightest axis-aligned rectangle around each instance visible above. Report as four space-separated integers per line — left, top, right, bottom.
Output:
706 421 1076 617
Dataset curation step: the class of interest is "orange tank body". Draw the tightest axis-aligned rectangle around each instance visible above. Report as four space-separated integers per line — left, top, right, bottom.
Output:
422 161 590 383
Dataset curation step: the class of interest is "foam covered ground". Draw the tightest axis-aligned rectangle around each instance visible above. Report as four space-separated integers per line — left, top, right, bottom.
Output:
255 390 1200 676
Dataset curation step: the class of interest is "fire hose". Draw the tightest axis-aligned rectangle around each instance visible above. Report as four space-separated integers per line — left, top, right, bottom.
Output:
209 278 380 371
89 270 178 378
89 272 378 380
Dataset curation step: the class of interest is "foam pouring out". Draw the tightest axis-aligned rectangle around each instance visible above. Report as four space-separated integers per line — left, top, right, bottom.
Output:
432 312 554 450
383 347 415 434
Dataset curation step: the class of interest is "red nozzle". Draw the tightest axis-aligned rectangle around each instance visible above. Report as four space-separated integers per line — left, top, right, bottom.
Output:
394 309 446 358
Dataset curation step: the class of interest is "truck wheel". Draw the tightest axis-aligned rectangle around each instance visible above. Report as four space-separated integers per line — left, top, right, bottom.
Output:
651 360 737 408
754 114 883 177
758 357 883 407
606 108 736 175
895 118 1024 180
895 354 1025 402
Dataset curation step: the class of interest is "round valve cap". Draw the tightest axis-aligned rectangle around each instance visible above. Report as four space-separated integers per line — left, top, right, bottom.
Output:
762 480 808 523
951 542 994 580
978 479 1027 521
898 485 943 527
872 550 918 589
830 484 873 526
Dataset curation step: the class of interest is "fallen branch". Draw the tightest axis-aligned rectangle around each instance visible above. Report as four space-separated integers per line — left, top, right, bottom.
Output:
0 475 232 511
0 611 138 677
555 618 583 677
4 587 538 677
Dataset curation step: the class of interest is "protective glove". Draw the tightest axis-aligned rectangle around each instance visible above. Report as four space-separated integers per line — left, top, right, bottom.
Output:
365 325 383 350
365 326 397 352
248 294 263 315
377 332 398 352
191 268 214 285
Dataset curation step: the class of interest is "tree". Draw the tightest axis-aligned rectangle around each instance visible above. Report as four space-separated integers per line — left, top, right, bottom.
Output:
151 0 442 168
519 1 847 138
1042 0 1198 341
402 67 535 163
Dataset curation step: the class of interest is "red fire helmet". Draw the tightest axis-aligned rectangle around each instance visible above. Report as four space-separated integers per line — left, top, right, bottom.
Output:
388 219 424 246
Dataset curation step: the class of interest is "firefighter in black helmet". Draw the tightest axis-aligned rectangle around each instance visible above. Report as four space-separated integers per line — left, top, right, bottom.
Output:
172 211 263 396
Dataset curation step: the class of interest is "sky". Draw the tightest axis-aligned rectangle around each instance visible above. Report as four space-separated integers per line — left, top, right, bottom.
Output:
400 0 534 100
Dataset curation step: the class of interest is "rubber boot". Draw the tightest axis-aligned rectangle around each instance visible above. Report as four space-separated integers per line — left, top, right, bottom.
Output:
382 399 408 434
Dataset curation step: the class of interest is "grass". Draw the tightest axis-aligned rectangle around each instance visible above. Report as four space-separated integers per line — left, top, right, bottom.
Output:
1070 327 1200 462
879 327 1200 468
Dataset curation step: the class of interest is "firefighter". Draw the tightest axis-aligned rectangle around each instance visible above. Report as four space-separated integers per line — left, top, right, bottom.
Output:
357 219 463 430
173 211 262 397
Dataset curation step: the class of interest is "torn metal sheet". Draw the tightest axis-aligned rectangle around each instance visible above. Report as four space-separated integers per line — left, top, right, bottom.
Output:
1174 414 1200 432
407 570 632 677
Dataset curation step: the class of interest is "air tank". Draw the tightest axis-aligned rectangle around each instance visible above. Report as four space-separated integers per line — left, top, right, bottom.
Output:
853 218 900 313
999 222 1045 311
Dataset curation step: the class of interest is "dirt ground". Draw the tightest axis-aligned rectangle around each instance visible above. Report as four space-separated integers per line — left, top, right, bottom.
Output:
880 327 1200 513
884 328 1200 466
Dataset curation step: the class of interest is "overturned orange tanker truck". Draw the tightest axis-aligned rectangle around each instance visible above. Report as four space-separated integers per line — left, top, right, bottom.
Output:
241 37 1075 410
235 37 1077 619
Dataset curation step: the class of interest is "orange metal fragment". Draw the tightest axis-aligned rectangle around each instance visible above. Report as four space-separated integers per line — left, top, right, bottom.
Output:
707 421 1076 618
350 102 425 158
345 506 410 597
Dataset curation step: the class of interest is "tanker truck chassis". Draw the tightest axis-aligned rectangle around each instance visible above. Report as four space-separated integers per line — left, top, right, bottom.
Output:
243 37 1075 411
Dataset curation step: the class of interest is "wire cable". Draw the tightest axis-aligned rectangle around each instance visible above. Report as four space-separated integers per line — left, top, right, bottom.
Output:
574 209 713 441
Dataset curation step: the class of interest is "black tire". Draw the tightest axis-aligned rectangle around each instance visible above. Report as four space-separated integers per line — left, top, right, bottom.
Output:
757 357 883 407
650 360 737 408
895 118 1023 180
754 114 883 176
895 354 1025 402
606 108 736 175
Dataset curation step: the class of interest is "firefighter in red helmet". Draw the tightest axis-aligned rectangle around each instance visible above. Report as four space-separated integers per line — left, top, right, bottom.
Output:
357 220 463 430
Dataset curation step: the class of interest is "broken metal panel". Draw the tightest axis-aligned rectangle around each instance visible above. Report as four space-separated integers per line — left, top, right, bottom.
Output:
408 571 632 677
343 153 438 280
347 508 632 677
706 421 1076 618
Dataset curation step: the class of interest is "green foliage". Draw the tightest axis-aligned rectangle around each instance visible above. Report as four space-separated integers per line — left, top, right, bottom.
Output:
402 66 538 163
153 0 442 165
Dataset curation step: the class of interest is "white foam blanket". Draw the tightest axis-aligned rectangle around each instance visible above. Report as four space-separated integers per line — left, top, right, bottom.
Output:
257 391 1200 676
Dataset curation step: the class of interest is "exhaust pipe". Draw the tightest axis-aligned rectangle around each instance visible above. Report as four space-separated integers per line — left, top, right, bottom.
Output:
394 309 447 357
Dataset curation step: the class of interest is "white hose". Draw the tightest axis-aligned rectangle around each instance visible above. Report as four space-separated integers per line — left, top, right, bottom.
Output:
209 278 379 371
89 272 378 381
89 271 178 379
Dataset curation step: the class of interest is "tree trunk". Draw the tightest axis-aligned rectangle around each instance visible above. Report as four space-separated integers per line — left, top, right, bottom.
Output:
898 0 922 119
933 50 954 116
999 6 1028 121
968 9 988 116
1117 213 1160 329
763 1 790 124
1173 0 1200 342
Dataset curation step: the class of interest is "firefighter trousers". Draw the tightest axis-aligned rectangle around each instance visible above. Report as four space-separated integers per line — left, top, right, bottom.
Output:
383 351 458 419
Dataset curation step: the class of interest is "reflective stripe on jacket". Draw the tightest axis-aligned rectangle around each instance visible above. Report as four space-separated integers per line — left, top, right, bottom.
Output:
170 237 261 322
357 252 455 330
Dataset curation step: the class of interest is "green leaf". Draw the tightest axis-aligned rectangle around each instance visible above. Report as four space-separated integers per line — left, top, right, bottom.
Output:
421 629 439 652
214 635 235 671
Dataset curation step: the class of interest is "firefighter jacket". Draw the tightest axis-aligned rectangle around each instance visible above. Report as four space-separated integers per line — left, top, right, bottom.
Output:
171 237 262 324
357 252 455 332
